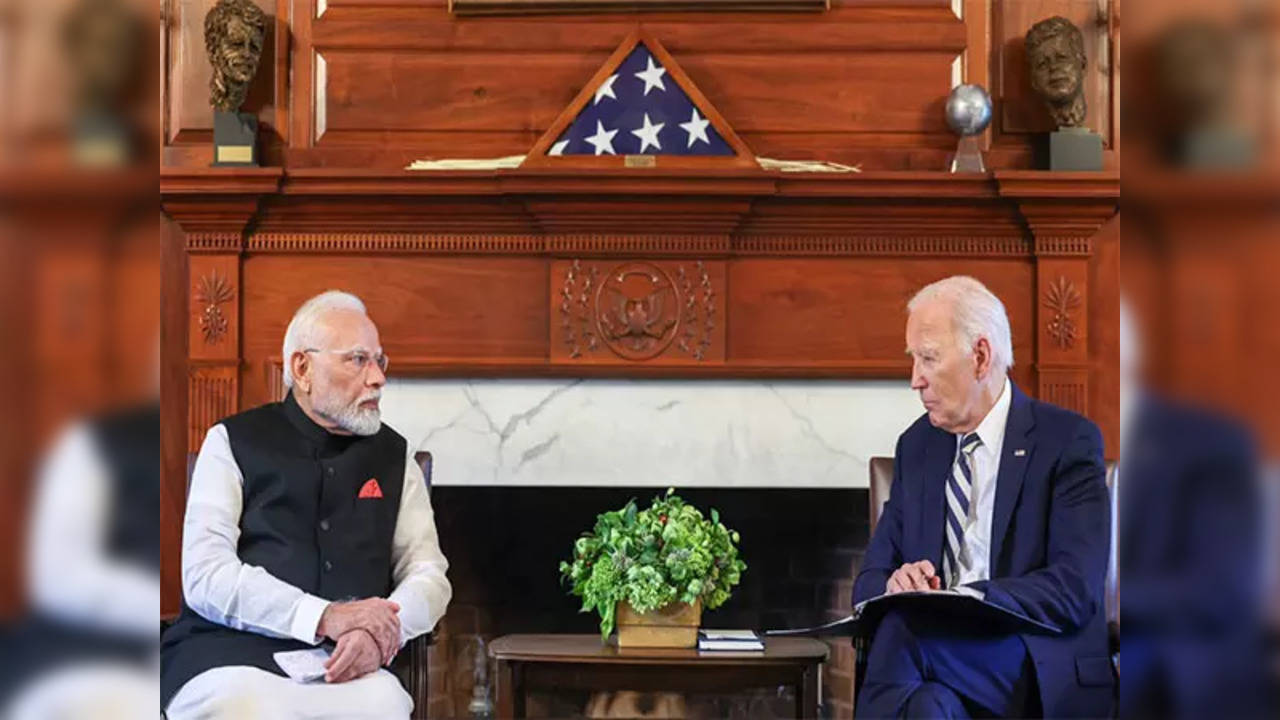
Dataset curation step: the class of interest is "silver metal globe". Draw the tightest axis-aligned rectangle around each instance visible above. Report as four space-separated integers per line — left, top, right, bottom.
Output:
945 84 993 137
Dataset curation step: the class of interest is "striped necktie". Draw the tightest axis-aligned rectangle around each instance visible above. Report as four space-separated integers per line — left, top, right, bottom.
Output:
944 432 982 588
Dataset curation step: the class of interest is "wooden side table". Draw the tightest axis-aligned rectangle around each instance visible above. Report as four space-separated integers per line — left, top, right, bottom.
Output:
489 634 829 719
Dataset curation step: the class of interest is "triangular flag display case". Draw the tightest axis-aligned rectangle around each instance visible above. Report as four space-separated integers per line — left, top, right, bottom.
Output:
523 30 757 169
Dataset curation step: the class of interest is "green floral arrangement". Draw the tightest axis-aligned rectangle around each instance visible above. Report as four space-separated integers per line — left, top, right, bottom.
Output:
559 488 747 640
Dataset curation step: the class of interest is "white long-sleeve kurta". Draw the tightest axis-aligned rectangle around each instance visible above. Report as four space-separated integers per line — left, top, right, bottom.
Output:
181 423 451 650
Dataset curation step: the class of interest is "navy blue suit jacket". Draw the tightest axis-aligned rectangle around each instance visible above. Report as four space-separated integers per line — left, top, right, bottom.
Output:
853 383 1114 718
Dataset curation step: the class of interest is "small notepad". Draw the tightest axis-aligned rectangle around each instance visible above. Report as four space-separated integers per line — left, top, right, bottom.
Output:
273 647 331 683
697 629 764 651
699 629 760 641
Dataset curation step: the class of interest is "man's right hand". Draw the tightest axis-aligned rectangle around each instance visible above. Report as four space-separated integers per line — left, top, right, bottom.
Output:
886 560 941 594
317 598 401 666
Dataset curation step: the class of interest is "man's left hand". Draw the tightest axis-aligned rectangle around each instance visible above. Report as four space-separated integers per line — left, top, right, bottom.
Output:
324 628 382 683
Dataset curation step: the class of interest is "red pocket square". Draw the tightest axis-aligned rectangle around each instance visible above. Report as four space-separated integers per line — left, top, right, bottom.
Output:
358 478 383 499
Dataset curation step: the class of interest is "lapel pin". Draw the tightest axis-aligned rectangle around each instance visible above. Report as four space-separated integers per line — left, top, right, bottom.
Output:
1014 449 1027 457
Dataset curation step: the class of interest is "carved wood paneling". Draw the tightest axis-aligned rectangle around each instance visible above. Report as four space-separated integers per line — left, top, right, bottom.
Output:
316 48 959 146
1033 236 1093 256
239 254 551 367
161 170 1116 404
161 217 188 618
1033 264 1089 413
1001 171 1103 424
250 233 731 255
1043 274 1082 350
684 51 956 136
186 232 245 252
316 50 599 138
266 358 286 402
727 256 1038 370
249 233 546 254
189 364 239 449
193 270 237 345
189 254 241 360
733 236 1031 256
1087 215 1119 456
1037 366 1089 415
241 233 1045 257
550 259 726 364
547 235 730 255
1006 190 1104 388
316 3 965 52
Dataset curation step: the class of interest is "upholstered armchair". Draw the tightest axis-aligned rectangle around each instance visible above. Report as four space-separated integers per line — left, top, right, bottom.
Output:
389 450 437 718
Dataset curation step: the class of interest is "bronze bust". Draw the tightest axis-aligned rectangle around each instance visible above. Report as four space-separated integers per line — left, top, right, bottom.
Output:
204 0 266 113
1025 16 1087 128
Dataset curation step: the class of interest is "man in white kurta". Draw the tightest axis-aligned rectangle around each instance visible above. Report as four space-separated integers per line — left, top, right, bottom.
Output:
161 291 450 719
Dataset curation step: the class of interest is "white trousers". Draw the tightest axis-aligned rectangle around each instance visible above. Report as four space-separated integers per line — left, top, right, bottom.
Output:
165 666 412 720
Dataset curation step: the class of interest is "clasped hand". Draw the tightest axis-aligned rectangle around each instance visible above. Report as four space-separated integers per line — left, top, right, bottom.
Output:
317 598 401 683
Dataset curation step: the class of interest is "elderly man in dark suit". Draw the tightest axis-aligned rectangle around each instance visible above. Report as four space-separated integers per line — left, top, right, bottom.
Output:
854 276 1113 718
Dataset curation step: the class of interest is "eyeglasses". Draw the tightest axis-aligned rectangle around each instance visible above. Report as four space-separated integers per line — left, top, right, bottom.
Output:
303 348 389 375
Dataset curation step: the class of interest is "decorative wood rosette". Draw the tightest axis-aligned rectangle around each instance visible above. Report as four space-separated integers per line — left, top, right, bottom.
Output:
1043 275 1082 350
194 271 236 345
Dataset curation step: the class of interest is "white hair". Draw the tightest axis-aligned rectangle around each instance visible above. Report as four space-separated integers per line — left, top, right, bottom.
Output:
907 276 1014 373
281 290 368 389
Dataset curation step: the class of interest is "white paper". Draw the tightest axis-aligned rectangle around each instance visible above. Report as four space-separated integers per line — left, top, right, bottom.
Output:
699 629 760 641
699 639 765 652
273 647 331 683
405 155 526 170
852 586 985 611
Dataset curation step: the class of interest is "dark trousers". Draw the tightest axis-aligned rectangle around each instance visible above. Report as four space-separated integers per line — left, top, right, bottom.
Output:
855 609 1036 719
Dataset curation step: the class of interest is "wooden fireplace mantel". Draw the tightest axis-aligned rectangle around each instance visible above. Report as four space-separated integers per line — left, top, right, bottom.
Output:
162 167 1117 247
162 161 1115 436
161 167 1120 201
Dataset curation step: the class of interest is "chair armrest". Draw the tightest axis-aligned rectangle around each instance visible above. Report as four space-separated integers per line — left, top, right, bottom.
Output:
852 634 869 709
390 632 434 719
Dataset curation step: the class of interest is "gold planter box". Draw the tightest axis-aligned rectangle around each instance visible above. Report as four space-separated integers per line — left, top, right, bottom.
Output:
615 599 702 648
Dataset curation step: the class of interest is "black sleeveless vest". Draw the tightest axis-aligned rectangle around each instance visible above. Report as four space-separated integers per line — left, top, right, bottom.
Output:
160 393 405 709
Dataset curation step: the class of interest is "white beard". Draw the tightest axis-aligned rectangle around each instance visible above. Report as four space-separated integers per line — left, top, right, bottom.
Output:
314 392 382 436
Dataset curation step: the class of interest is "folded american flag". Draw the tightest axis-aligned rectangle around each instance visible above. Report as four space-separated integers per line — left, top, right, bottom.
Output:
550 44 734 157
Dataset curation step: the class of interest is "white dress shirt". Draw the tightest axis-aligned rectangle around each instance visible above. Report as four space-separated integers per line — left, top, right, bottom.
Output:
955 377 1012 586
182 423 451 649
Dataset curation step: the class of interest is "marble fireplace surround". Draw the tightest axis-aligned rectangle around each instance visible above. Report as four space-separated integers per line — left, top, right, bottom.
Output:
380 378 923 489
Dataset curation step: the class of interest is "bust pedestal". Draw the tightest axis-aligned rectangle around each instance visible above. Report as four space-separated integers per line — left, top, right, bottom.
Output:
212 111 258 166
1042 127 1102 171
